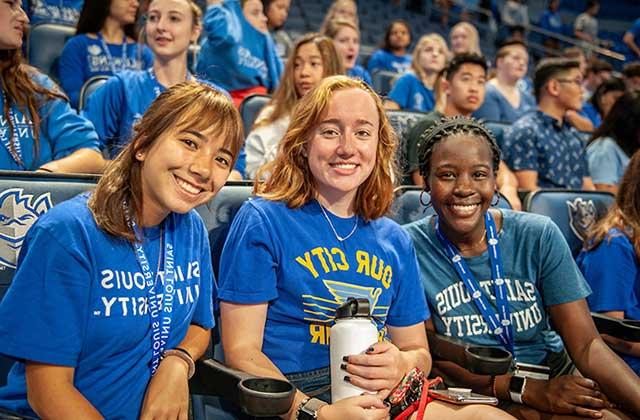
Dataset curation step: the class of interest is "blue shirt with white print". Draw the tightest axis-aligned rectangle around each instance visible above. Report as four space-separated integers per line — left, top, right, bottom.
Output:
218 198 429 374
388 72 435 112
22 0 83 26
366 49 412 75
0 193 215 419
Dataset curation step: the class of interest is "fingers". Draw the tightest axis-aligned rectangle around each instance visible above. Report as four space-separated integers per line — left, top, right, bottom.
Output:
346 374 392 392
349 393 388 409
572 406 604 418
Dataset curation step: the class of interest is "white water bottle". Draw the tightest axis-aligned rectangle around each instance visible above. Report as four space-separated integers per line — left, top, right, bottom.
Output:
330 298 378 402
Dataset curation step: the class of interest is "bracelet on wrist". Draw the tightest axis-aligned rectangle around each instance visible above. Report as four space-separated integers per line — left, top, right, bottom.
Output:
490 376 498 398
162 348 195 379
36 167 53 173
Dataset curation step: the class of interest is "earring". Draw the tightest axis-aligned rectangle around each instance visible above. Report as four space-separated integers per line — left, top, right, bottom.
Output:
136 151 143 159
419 190 432 209
491 191 501 207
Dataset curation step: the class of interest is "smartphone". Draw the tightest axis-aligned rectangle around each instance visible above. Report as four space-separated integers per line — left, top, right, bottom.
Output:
429 389 499 406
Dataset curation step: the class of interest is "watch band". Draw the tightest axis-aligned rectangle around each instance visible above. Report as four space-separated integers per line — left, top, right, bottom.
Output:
296 397 327 420
508 375 528 404
162 348 195 379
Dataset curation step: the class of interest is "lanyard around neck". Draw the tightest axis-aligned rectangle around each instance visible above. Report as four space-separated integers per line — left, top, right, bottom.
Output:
434 212 515 357
98 31 128 74
1 95 26 168
126 206 176 375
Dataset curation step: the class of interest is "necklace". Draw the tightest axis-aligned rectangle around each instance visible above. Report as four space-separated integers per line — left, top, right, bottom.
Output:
319 203 358 242
457 228 487 253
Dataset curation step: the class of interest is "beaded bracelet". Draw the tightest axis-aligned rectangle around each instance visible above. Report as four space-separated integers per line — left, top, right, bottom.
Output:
162 347 195 379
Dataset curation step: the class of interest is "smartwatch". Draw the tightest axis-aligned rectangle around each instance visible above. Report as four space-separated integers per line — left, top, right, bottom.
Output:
508 375 528 404
296 397 327 420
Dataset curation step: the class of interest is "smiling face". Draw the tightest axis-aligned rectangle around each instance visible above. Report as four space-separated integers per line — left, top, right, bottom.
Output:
294 42 325 97
333 25 359 70
136 122 234 226
0 0 28 50
243 0 268 33
110 0 140 25
146 0 199 59
266 0 290 29
307 88 379 207
427 134 496 246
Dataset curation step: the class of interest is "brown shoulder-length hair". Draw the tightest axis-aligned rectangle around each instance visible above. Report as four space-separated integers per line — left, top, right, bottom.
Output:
583 149 640 257
0 49 67 167
255 75 397 221
255 33 343 128
89 82 244 241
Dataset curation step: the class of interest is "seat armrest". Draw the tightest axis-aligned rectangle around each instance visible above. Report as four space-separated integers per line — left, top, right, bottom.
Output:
591 313 640 342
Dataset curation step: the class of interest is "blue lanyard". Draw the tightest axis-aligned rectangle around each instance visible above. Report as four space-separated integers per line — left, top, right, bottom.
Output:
126 208 176 375
1 95 25 168
98 32 128 74
434 212 515 357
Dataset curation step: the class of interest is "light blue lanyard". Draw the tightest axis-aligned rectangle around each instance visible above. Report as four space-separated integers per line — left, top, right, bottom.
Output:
126 208 176 375
434 212 515 357
98 32 128 74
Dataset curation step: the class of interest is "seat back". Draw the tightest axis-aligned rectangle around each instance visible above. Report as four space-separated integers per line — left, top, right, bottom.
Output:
523 189 615 257
371 70 398 96
483 120 511 151
385 109 427 173
27 24 76 81
79 75 109 109
239 94 271 136
390 186 513 225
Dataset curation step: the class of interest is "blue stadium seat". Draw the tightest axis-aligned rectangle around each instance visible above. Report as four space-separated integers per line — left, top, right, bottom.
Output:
79 75 109 110
385 109 427 165
483 120 511 152
239 94 271 137
27 23 76 82
371 70 398 96
390 186 513 226
523 189 615 257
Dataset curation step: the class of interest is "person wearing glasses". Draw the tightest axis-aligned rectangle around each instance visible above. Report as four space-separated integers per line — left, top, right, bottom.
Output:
503 58 596 191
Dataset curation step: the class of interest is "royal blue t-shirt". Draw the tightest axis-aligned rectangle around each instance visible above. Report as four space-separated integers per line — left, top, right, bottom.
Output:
388 73 435 112
81 69 230 158
366 49 412 75
577 230 640 375
0 72 99 170
348 65 372 86
625 18 640 62
404 210 591 364
59 34 154 108
22 0 83 25
218 198 430 374
196 0 283 92
0 194 215 419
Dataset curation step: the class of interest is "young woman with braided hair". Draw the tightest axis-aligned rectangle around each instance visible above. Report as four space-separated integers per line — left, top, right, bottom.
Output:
404 116 640 419
0 0 105 172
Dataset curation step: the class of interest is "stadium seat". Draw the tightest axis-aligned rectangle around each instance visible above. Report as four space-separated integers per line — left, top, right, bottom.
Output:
238 94 271 137
391 186 513 226
483 120 511 151
371 70 398 96
385 109 426 166
79 75 109 110
522 189 615 257
27 23 76 82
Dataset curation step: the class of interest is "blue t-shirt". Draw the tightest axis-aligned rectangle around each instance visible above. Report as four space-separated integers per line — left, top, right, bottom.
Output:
474 83 536 123
586 137 630 186
348 65 372 86
503 110 589 189
218 198 430 374
196 0 283 92
539 10 563 37
22 0 83 26
576 230 640 374
579 102 602 128
403 210 591 365
0 194 215 418
59 34 154 108
0 72 99 171
625 18 640 61
366 49 412 75
388 73 435 113
81 69 230 158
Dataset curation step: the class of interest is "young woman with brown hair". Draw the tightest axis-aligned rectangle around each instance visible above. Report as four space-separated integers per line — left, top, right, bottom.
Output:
0 0 105 172
0 81 243 419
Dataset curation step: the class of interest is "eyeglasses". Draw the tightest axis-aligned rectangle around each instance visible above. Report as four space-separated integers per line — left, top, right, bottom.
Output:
555 78 583 86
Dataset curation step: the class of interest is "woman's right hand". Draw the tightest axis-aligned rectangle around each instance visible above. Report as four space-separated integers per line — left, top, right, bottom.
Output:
317 394 389 420
523 376 610 418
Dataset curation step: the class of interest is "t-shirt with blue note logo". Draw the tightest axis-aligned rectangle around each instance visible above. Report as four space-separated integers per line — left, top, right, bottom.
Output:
388 73 435 112
22 0 84 26
404 210 591 365
0 193 215 419
218 198 430 374
366 49 412 75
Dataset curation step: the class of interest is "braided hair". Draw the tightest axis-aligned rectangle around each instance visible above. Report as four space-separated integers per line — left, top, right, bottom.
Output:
417 116 501 184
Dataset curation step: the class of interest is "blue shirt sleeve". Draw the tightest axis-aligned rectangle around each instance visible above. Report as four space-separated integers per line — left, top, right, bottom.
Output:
217 202 279 303
203 2 241 46
474 88 503 121
366 50 384 74
81 75 126 150
503 123 539 171
0 225 91 366
578 233 638 313
586 140 622 185
59 35 88 109
388 75 412 109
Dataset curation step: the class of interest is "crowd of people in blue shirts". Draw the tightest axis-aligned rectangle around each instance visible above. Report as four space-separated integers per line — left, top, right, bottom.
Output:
1 0 640 419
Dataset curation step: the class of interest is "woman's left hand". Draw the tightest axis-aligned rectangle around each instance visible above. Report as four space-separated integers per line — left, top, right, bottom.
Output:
139 356 190 420
342 341 409 399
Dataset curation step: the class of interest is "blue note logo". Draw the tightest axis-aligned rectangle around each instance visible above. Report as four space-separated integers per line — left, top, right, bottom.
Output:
566 197 596 241
0 188 52 269
88 44 102 56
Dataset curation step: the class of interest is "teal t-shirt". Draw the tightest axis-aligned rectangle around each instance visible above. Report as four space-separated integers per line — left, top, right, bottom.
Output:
403 210 591 364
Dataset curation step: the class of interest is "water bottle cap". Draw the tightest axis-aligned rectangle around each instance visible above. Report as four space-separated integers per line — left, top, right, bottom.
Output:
335 297 371 319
